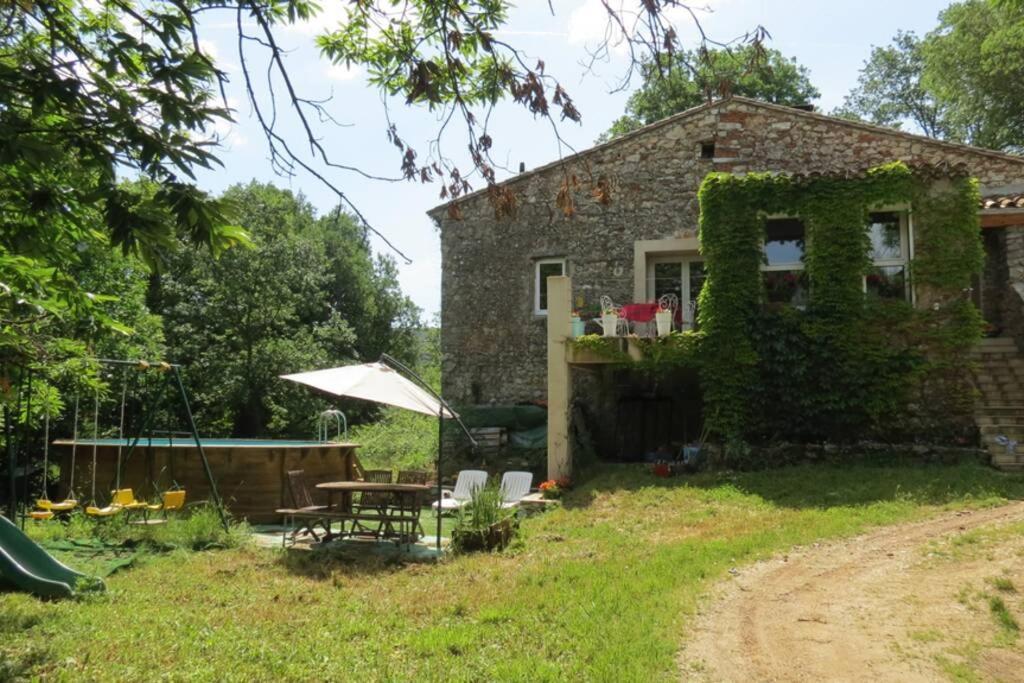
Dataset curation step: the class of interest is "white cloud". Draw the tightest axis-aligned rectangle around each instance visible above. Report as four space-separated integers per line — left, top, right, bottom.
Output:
325 62 363 82
199 38 238 73
284 3 351 37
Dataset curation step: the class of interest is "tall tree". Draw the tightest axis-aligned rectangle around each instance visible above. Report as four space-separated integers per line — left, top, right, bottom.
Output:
603 46 820 140
835 32 951 139
838 0 1024 152
156 182 419 437
1 0 766 380
922 0 1024 151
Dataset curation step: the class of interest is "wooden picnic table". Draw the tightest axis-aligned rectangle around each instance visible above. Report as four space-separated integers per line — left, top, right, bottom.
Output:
316 481 430 544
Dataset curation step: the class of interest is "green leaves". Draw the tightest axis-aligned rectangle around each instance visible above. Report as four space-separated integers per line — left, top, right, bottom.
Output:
603 46 820 140
840 1 1024 152
697 163 983 446
154 182 420 437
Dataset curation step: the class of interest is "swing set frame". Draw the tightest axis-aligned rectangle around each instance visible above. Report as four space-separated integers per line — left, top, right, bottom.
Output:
3 358 229 532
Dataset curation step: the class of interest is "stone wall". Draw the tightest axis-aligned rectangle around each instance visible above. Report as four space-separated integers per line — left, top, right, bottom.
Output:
1004 227 1024 348
431 97 1024 407
981 229 1007 328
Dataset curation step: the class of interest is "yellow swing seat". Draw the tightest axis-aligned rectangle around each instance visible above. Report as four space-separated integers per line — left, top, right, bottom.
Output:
36 498 78 513
111 488 147 510
85 504 124 517
30 510 54 520
138 490 186 524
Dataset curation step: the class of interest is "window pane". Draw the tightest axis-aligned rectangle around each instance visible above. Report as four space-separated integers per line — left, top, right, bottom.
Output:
688 260 707 326
764 218 805 266
866 265 906 300
688 261 706 306
537 261 564 311
868 212 903 260
653 261 683 301
763 269 808 306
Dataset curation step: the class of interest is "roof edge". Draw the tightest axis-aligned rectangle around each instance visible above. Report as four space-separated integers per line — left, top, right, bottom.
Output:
426 98 723 218
427 95 1024 218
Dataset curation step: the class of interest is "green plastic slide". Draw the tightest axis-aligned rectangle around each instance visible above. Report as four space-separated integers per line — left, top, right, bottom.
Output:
0 514 103 598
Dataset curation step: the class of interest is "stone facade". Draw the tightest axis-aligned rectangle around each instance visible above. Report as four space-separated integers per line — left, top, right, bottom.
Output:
1004 227 1024 348
429 97 1024 408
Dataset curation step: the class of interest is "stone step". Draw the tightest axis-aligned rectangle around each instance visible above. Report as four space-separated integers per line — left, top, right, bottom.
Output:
975 415 1024 426
991 462 1024 472
976 337 1019 348
990 457 1024 471
974 375 1024 384
972 359 1024 370
981 426 1024 438
976 395 1024 405
972 365 1024 375
973 380 1024 390
974 392 1024 402
975 388 1024 399
970 349 1022 359
976 405 1024 417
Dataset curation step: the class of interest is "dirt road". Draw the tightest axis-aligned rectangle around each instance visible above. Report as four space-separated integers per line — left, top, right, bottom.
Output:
679 502 1024 682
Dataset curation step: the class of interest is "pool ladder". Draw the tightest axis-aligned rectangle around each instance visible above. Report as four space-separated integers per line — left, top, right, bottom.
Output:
317 409 347 443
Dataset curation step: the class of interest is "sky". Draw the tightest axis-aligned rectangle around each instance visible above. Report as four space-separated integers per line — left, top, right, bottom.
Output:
192 0 954 319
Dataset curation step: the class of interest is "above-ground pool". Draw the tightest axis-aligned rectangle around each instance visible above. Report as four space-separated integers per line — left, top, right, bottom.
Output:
54 438 360 522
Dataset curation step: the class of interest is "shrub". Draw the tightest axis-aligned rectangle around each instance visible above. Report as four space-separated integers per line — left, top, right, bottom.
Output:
450 483 517 553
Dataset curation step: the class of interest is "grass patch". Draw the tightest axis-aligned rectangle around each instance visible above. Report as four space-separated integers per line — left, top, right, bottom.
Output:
1 461 1023 681
989 576 1017 593
989 596 1020 637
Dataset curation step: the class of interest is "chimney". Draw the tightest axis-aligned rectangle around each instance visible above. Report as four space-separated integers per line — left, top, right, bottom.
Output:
518 162 526 174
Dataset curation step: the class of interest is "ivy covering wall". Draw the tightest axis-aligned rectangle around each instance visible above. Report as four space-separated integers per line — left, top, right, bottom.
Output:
697 162 983 448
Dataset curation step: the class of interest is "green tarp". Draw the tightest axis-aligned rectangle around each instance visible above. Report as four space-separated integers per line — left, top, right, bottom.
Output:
457 404 547 449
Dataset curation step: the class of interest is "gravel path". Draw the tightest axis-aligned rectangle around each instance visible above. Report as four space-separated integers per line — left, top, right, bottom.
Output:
679 502 1024 682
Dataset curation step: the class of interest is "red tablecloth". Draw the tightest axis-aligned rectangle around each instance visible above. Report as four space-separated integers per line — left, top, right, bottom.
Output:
620 303 684 323
620 303 659 322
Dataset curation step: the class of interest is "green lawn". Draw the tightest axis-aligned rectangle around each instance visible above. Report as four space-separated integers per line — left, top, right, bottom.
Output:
3 462 1024 681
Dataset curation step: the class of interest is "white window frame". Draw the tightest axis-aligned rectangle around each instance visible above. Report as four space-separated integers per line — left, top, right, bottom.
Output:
646 254 705 306
760 216 807 273
864 207 913 303
759 216 808 308
534 258 566 315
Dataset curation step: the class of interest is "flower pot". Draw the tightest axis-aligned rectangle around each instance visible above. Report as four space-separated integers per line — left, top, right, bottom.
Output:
601 313 619 337
453 516 516 552
571 316 585 338
655 309 672 337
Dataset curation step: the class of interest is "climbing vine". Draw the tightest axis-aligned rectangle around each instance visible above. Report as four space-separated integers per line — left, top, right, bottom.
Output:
697 161 984 449
568 332 701 370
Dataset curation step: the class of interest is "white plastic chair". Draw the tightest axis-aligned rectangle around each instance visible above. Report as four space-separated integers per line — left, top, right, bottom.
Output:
432 469 488 512
499 471 533 508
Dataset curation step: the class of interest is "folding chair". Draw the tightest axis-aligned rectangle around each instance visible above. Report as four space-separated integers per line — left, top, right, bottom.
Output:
352 469 393 539
275 470 332 547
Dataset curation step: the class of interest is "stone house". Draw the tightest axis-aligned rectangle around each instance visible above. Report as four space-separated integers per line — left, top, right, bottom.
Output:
428 97 1024 468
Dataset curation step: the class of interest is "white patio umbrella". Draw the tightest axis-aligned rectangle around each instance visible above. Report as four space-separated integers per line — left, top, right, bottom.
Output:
280 355 473 551
281 362 457 419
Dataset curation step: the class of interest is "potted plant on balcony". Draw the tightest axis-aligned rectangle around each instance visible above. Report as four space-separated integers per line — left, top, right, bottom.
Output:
599 296 620 337
571 311 586 338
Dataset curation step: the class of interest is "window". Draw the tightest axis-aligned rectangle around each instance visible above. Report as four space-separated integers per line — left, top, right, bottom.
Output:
699 142 716 159
534 258 565 314
647 256 706 327
865 211 910 301
761 218 807 306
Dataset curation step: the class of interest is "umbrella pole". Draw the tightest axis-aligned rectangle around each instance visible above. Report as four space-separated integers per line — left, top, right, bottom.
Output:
436 403 443 552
